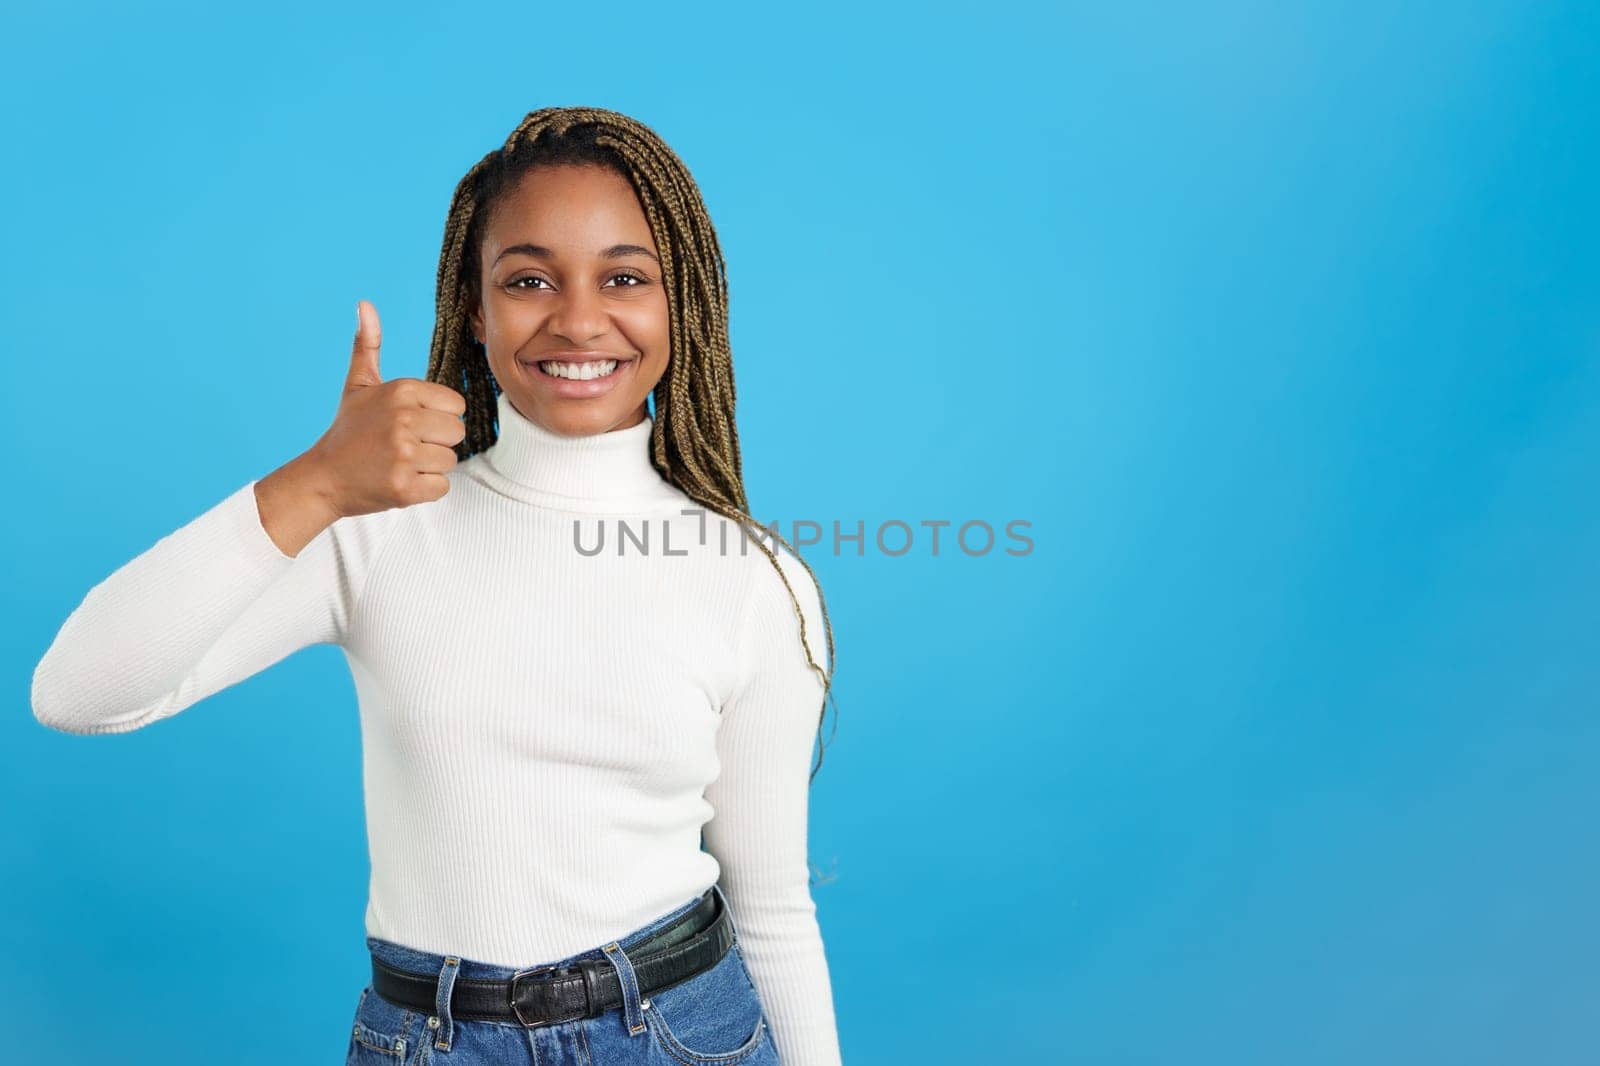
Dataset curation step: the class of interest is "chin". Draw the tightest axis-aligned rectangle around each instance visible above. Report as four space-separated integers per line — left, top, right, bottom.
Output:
526 397 644 437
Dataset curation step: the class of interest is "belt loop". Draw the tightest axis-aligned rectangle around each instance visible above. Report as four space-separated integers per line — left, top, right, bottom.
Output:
710 882 736 939
433 955 460 1051
599 941 647 1036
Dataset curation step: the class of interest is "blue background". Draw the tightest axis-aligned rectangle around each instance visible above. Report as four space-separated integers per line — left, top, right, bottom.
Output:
6 3 1598 1063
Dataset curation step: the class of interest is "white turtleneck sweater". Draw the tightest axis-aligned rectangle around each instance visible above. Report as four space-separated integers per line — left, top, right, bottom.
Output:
31 391 842 1066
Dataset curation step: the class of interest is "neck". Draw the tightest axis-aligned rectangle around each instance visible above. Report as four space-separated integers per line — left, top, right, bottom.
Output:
482 391 671 503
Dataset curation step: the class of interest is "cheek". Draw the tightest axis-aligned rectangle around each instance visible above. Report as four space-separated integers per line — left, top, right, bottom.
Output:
642 293 670 331
623 297 672 350
486 354 515 388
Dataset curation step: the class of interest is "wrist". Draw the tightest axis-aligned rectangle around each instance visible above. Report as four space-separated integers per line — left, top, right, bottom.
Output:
285 449 345 524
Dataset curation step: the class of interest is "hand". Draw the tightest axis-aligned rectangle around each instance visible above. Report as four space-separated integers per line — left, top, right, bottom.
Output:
305 300 468 519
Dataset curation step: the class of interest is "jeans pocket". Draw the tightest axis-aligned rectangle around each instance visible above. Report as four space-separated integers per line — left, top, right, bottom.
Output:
642 948 771 1064
347 986 428 1065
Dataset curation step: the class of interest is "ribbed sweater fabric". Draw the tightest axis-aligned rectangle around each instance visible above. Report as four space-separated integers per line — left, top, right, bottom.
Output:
31 391 842 1065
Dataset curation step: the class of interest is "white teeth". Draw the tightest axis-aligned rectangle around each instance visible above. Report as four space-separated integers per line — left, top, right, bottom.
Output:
539 359 618 380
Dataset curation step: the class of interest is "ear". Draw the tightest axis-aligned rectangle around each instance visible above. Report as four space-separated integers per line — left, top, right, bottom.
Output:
469 303 484 343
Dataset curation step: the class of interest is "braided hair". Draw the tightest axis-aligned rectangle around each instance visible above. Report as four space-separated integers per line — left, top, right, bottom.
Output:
426 106 837 786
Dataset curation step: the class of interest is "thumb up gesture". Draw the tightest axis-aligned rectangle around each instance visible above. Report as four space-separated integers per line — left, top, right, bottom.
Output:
307 300 468 519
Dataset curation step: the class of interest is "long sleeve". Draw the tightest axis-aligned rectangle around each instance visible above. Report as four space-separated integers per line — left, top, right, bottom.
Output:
31 479 395 735
28 406 848 1026
702 545 842 1066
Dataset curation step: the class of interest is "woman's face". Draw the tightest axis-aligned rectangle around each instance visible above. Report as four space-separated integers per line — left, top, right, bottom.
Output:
471 164 670 437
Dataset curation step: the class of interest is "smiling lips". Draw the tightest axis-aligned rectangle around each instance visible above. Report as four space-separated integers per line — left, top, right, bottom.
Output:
519 351 635 394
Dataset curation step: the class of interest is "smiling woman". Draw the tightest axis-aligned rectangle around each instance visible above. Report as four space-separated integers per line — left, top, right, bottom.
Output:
31 106 843 1066
377 106 845 1064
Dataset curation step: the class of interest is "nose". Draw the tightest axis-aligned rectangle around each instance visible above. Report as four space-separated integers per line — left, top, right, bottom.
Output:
546 286 610 347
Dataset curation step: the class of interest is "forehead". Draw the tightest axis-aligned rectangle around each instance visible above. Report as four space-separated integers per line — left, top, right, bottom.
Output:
485 165 654 249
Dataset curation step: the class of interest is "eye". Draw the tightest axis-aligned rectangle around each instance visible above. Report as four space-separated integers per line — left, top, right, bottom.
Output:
506 272 648 291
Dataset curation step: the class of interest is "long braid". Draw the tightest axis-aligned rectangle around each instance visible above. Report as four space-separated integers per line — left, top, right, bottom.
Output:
425 107 838 789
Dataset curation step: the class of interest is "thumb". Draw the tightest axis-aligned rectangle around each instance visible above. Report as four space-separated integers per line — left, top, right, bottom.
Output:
346 300 383 391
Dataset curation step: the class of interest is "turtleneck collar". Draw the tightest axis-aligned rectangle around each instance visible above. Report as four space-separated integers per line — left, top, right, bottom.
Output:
481 391 675 505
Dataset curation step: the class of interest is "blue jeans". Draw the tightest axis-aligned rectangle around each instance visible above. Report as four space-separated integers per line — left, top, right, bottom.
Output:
346 883 779 1065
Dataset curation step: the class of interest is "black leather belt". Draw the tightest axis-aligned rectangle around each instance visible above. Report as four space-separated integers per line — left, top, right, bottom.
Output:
370 887 731 1028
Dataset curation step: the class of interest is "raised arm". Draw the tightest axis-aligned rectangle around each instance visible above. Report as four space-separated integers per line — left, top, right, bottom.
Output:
29 462 396 735
31 300 462 735
702 545 843 1066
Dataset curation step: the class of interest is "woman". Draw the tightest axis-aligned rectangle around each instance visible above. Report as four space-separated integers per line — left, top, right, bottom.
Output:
32 106 842 1065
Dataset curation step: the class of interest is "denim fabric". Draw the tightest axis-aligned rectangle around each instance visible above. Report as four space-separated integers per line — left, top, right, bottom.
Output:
346 883 779 1065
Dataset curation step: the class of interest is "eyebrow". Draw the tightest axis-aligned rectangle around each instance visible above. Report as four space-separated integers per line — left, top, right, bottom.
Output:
492 243 660 266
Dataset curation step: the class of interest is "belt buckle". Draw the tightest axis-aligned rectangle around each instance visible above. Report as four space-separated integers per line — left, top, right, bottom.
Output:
508 963 593 1029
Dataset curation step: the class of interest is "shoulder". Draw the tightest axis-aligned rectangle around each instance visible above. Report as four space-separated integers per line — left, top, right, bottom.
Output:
323 493 409 561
